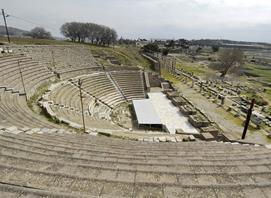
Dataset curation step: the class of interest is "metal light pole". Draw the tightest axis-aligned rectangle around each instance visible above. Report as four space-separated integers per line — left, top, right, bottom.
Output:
78 79 86 133
1 9 10 43
18 60 28 101
242 98 255 139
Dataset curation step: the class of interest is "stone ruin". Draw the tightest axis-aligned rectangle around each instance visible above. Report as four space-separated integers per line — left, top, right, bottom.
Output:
188 114 210 128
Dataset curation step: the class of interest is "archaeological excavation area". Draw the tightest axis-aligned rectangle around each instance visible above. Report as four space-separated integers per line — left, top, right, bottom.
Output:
0 44 271 197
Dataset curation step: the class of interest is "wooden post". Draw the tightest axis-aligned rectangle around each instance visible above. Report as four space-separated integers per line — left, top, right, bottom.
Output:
78 79 86 133
18 61 27 101
242 99 255 139
51 50 56 70
1 9 10 43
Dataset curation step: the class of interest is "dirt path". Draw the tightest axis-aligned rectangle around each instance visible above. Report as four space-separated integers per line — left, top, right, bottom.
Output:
175 83 245 140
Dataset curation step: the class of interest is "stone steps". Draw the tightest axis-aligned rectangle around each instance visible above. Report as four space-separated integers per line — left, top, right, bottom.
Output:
0 130 270 197
0 133 270 159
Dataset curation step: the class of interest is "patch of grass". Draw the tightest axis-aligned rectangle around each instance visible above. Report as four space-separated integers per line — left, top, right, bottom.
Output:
176 62 208 76
0 36 73 45
89 45 152 68
243 63 271 83
217 108 255 131
161 68 179 84
27 82 51 111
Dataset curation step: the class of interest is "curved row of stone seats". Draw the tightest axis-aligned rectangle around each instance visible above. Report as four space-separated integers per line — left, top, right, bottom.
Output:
110 71 146 101
50 105 121 130
0 54 55 95
0 90 60 128
42 81 114 127
48 82 91 111
73 72 126 108
0 129 270 197
12 45 101 79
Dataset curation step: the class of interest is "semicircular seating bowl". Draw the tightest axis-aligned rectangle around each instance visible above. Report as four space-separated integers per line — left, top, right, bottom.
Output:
42 70 147 131
45 80 120 130
110 70 146 101
72 72 127 108
0 129 270 197
12 45 101 79
0 45 271 197
0 55 60 129
0 44 104 129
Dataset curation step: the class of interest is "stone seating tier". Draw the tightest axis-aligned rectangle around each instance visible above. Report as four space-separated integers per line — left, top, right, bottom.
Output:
0 129 270 197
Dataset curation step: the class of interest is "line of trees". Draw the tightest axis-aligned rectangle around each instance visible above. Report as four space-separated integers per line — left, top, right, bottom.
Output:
60 22 117 45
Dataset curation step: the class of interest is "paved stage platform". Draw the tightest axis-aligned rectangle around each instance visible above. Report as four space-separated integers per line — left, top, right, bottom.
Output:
148 92 199 134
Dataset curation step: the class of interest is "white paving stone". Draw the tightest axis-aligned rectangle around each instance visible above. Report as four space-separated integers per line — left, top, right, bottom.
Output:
6 126 18 132
41 128 50 133
159 136 167 142
175 136 183 142
31 128 41 133
148 92 199 134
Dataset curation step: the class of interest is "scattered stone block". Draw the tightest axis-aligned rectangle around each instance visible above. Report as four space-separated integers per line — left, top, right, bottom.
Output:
99 131 112 137
175 136 183 142
153 137 160 142
200 126 218 133
41 128 50 133
159 136 167 142
57 129 66 134
89 132 98 136
26 130 34 135
175 129 185 134
161 82 172 92
189 135 196 141
137 137 144 141
202 133 215 141
171 97 186 106
179 105 197 115
5 126 18 133
31 128 41 133
166 91 179 99
10 129 22 135
170 137 177 142
182 135 190 142
49 129 58 133
144 137 154 142
188 114 210 128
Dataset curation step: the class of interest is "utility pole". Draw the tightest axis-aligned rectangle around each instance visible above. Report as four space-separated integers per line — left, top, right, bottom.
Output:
78 79 86 133
1 9 10 43
18 60 27 101
51 50 56 70
242 98 255 139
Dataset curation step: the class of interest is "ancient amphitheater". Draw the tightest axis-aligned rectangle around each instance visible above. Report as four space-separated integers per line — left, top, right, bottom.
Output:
0 45 271 198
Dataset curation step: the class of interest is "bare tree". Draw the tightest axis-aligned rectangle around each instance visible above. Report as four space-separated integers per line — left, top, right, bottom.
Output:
218 48 244 78
27 27 52 39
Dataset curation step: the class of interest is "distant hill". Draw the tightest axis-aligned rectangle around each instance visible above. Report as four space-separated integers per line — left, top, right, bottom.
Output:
0 25 29 37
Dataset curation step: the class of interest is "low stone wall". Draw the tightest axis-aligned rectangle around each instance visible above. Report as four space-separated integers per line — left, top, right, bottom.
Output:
105 65 140 71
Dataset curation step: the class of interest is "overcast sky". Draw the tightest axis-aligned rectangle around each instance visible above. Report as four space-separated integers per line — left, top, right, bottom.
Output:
1 0 271 42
